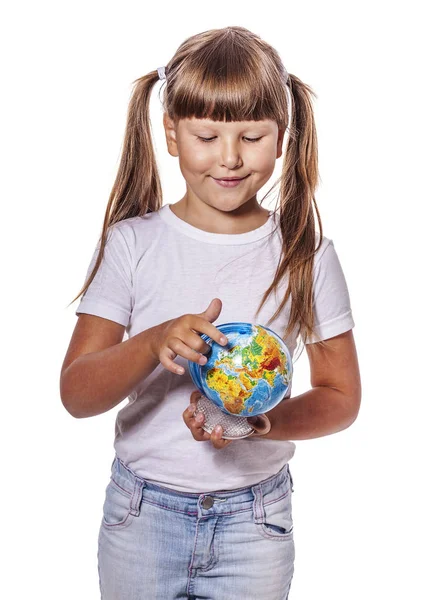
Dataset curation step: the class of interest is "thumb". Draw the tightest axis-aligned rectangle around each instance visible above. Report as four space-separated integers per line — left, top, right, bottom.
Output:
201 298 223 324
247 414 271 436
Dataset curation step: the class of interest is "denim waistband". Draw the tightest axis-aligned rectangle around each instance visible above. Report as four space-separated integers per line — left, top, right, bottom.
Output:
108 455 294 518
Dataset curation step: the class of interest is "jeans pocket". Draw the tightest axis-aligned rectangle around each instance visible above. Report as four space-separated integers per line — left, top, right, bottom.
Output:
254 471 294 541
101 478 136 530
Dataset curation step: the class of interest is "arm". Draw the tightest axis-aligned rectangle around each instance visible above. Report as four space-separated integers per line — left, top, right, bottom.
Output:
262 329 361 441
60 314 162 419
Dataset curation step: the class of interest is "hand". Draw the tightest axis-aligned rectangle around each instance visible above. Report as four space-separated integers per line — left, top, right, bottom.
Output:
182 391 272 450
183 391 233 450
148 298 228 375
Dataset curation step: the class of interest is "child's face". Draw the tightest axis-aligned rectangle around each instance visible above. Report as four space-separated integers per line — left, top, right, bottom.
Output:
163 115 285 213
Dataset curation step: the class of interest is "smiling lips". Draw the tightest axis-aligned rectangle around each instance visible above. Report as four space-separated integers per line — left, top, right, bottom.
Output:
212 174 250 187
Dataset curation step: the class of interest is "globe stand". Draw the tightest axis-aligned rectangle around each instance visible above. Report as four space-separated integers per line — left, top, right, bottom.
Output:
195 395 256 440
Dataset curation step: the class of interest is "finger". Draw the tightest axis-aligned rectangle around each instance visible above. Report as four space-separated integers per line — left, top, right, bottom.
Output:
188 316 229 348
183 405 211 441
192 411 212 441
181 330 214 356
183 402 198 425
210 425 233 450
159 341 204 376
158 346 184 375
189 391 203 409
168 337 209 366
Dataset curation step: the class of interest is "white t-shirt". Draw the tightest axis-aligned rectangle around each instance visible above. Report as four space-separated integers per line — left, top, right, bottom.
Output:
76 203 355 492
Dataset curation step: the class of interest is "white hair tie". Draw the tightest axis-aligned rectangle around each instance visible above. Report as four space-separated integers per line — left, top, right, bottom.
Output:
157 66 166 80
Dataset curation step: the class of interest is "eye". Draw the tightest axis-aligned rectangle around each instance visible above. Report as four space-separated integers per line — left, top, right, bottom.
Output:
197 136 263 143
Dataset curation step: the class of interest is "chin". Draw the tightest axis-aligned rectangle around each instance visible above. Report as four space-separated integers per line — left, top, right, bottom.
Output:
211 202 243 213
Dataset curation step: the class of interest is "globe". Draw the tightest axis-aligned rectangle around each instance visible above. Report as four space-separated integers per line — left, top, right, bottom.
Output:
188 322 293 418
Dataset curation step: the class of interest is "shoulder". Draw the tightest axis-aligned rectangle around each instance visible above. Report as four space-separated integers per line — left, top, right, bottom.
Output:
106 209 167 255
108 209 163 238
90 210 166 276
313 232 333 269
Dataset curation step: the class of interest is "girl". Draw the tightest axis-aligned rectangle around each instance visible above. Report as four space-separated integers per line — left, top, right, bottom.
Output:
61 25 361 600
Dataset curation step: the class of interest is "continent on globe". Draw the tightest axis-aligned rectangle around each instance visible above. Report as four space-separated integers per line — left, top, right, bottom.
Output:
198 324 292 417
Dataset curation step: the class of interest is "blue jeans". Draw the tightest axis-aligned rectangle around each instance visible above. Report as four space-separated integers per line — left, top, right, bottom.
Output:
98 455 295 599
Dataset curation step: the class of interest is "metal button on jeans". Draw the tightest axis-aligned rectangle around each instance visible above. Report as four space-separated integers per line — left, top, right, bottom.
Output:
202 496 214 509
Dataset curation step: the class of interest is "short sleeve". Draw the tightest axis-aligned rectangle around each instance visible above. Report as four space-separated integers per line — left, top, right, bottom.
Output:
305 239 355 344
75 224 133 327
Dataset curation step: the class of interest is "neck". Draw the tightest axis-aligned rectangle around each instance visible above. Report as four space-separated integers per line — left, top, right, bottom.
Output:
170 196 270 235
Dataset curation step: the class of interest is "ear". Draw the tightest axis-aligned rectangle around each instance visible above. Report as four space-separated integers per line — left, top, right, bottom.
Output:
163 112 179 157
276 127 286 159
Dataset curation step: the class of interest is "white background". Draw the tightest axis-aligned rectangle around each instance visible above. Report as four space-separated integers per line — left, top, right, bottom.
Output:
1 1 426 598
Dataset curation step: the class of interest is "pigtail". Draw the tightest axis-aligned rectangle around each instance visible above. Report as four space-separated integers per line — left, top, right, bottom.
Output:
69 70 163 306
254 73 326 350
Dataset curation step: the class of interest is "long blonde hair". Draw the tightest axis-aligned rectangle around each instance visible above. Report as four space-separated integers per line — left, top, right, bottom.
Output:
70 26 326 349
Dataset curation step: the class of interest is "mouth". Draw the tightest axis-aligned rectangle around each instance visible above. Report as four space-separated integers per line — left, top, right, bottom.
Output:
212 174 250 188
213 175 250 181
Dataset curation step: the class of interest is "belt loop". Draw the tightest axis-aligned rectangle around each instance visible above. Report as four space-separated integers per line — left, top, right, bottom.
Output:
251 483 265 524
130 477 145 517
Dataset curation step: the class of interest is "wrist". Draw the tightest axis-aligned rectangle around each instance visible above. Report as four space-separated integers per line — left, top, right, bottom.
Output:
147 324 161 362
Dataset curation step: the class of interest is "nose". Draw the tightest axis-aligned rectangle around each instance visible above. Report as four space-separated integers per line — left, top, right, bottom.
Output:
219 139 243 170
